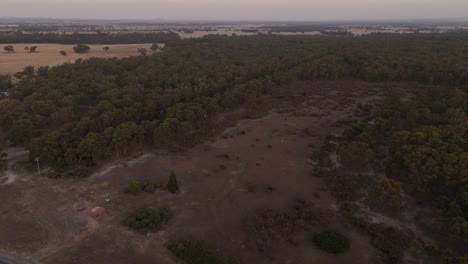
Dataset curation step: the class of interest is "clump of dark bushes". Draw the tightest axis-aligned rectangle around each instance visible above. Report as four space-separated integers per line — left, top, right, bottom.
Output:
73 44 91 53
123 207 171 233
312 230 350 254
167 241 226 264
126 179 163 195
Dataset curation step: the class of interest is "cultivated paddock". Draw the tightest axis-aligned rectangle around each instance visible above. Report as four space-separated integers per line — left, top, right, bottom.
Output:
0 43 157 76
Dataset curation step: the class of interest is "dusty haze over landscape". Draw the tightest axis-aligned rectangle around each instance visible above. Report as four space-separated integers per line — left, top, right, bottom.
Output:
2 0 468 20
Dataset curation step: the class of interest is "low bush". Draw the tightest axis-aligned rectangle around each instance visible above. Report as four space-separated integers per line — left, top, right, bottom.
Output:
124 207 171 233
127 181 141 195
167 241 226 264
328 171 370 201
141 180 163 193
367 179 402 214
312 231 350 254
167 170 179 193
366 224 412 264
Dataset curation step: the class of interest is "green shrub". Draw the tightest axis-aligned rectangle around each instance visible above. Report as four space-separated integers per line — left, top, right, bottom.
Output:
167 241 226 264
124 207 171 233
367 179 402 214
366 224 411 264
141 180 162 193
167 170 179 193
127 181 142 195
312 231 350 254
337 141 373 169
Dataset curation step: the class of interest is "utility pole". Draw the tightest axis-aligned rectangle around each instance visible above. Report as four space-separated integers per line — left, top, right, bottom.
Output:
34 157 41 175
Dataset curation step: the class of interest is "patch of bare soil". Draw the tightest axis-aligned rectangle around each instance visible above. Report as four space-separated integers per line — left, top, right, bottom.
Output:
0 81 386 263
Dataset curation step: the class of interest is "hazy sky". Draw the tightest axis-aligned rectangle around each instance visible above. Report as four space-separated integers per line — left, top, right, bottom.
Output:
3 0 468 21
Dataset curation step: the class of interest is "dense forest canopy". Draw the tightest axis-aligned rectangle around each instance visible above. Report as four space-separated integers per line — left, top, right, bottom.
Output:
1 33 468 172
331 85 468 254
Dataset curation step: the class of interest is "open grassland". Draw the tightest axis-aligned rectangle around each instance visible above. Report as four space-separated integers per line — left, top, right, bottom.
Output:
0 43 156 75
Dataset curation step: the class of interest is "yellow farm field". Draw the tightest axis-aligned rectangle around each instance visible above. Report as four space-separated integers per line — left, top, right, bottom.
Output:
0 43 156 75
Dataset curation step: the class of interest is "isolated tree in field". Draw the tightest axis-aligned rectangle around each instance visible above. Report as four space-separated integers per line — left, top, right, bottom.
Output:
24 46 30 52
60 50 67 56
137 48 147 56
3 45 14 53
103 46 109 52
73 44 91 53
150 43 159 51
29 46 38 53
166 170 179 193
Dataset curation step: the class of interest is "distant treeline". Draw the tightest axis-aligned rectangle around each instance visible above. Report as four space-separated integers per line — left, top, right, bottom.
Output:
266 24 339 32
17 24 60 32
264 25 351 36
0 32 180 44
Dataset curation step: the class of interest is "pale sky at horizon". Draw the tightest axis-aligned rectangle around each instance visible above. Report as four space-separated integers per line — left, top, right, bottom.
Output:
3 0 468 21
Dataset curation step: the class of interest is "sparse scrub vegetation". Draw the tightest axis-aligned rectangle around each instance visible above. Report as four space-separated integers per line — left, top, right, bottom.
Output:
327 171 370 201
126 179 163 194
367 179 402 214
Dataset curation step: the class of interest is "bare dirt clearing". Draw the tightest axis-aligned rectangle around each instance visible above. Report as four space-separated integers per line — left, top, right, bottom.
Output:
0 81 387 263
0 43 157 75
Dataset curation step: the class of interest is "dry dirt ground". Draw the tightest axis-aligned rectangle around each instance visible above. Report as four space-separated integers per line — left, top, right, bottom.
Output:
0 43 158 76
0 81 386 264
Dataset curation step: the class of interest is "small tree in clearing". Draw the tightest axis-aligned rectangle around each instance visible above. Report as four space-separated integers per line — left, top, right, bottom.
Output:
60 50 67 56
150 43 159 51
29 46 38 53
167 170 179 193
73 44 91 53
24 46 30 52
103 46 109 52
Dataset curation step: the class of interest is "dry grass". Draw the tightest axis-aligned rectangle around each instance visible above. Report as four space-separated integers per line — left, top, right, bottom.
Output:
0 43 158 75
